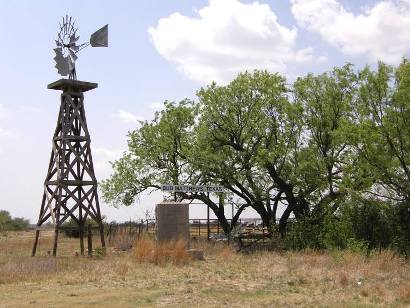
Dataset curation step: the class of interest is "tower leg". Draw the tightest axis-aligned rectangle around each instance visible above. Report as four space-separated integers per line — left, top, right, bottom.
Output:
52 228 59 256
32 230 40 257
79 226 85 255
88 224 93 256
99 223 106 248
79 203 84 255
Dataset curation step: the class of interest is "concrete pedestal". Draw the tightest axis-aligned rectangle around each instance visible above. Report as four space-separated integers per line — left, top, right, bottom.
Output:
155 202 189 244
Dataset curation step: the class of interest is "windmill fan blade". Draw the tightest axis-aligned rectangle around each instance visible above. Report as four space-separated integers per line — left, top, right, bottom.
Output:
69 34 79 44
90 24 108 47
53 48 69 76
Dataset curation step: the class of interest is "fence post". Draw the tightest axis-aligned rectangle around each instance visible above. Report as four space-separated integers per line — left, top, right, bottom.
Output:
107 224 112 245
198 220 201 237
87 224 93 257
207 205 210 241
262 220 265 243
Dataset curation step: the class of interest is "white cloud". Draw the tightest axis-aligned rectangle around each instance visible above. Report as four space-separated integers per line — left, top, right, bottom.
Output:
113 110 143 125
0 104 8 119
0 127 16 140
291 0 410 63
93 146 124 179
93 147 123 161
148 0 316 84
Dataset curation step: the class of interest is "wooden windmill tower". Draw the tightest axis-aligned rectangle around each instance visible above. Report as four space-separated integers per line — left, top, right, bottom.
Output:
32 16 108 256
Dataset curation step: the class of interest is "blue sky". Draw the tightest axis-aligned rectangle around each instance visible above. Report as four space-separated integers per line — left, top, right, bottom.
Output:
1 0 409 222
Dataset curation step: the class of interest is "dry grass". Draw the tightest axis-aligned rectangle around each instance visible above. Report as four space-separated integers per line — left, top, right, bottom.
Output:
0 257 57 284
398 283 410 303
0 231 409 307
338 271 348 288
133 237 190 265
109 229 136 251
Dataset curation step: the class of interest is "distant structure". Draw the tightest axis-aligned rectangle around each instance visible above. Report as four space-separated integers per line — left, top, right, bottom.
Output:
32 16 108 256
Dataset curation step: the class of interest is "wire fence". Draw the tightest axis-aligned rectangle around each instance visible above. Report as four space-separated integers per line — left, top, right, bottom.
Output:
105 217 292 245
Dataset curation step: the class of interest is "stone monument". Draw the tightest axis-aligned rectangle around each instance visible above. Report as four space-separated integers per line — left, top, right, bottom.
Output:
155 202 189 244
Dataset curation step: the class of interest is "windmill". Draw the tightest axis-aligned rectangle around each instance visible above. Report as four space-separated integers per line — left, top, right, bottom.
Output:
32 16 109 256
54 15 108 80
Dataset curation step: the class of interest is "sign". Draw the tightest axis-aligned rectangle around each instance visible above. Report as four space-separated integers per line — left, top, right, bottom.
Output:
161 184 225 193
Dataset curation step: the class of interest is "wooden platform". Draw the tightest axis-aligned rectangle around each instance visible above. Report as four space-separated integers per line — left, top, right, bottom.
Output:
48 79 98 92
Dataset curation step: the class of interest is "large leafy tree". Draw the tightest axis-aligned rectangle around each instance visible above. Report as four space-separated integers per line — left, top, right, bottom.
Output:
354 61 410 202
101 100 246 236
191 67 359 235
289 65 359 217
257 65 358 234
103 62 410 241
101 100 197 205
102 68 361 236
195 71 300 233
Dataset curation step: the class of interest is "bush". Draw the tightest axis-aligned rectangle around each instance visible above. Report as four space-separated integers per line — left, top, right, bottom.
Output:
0 210 29 231
61 218 100 238
390 202 410 256
284 210 354 250
344 198 393 251
284 198 410 256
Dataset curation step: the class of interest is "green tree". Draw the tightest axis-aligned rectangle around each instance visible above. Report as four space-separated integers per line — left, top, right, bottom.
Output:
285 65 360 229
101 100 246 236
349 60 410 254
195 70 300 233
102 64 409 248
0 210 29 231
354 60 410 202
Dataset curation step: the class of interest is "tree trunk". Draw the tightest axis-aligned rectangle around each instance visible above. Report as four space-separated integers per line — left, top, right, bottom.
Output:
279 206 292 237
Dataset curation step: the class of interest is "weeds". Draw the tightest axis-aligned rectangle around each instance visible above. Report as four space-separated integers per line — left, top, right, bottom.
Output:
338 271 348 287
398 283 410 303
0 257 57 284
0 231 409 307
109 229 136 251
132 237 190 265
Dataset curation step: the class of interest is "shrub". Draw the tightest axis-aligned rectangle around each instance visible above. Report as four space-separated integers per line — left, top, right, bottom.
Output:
284 197 409 255
344 198 393 251
61 218 100 238
284 210 354 251
94 247 106 258
390 202 410 256
0 210 29 231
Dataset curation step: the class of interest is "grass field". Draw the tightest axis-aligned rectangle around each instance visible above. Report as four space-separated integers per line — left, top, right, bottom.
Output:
0 230 409 307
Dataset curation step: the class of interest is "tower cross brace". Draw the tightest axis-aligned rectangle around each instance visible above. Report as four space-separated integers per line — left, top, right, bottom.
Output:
32 79 105 256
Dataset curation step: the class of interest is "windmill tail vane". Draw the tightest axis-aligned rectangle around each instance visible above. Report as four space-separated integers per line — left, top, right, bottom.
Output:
53 15 108 80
